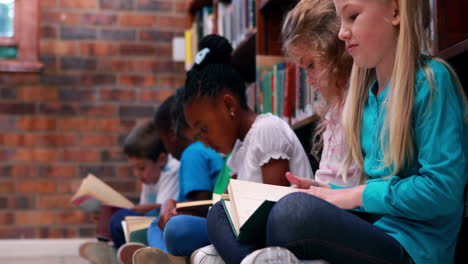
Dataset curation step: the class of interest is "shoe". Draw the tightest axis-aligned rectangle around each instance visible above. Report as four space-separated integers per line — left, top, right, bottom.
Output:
190 245 225 264
79 241 118 264
240 247 329 264
117 242 146 264
132 247 188 264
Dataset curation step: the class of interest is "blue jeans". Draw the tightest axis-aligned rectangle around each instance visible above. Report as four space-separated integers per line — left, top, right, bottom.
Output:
110 208 160 249
110 209 143 249
147 215 210 256
207 193 414 264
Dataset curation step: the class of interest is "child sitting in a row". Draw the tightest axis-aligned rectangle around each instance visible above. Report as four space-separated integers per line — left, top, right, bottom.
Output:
79 121 180 264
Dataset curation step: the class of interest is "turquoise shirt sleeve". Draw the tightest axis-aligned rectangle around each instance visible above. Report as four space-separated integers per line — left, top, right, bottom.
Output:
362 60 467 220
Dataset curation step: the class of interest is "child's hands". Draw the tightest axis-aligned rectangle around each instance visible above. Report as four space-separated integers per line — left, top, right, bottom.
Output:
158 199 177 229
298 185 366 209
285 172 330 189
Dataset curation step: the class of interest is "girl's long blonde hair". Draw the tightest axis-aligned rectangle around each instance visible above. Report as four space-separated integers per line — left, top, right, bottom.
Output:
282 0 353 162
341 0 468 182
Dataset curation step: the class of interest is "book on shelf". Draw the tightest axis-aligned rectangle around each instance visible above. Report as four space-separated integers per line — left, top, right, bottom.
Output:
71 173 135 213
221 179 299 242
256 55 316 125
121 216 156 244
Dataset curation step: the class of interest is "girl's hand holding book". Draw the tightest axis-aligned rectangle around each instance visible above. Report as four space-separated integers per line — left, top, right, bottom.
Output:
285 172 330 189
298 185 366 210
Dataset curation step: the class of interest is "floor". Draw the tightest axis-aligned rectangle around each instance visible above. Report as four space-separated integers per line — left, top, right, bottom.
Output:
0 238 93 264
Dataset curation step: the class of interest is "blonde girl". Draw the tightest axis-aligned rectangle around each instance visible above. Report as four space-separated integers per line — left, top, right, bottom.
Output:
238 0 468 264
281 0 360 188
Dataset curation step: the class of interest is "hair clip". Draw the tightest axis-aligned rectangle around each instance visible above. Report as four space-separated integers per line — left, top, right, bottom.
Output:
195 48 210 65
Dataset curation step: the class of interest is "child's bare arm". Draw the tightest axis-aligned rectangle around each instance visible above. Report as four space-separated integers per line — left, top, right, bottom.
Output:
261 159 290 186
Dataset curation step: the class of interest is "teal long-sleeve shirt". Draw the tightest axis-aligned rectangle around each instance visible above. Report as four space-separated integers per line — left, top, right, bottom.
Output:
359 59 467 264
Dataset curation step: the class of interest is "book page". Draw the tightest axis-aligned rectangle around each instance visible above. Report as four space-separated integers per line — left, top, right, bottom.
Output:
124 216 155 242
230 180 298 227
71 174 135 209
222 199 241 236
175 200 213 209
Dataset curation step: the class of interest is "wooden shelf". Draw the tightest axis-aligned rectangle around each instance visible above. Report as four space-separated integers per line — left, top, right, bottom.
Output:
291 114 319 130
259 0 298 13
437 39 468 60
187 0 213 13
231 30 257 83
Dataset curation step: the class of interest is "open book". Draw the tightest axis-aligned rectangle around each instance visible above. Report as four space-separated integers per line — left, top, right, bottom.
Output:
221 179 298 242
71 174 135 213
121 216 156 244
175 194 229 217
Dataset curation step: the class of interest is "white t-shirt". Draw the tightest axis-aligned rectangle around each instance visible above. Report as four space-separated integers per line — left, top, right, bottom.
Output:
139 155 180 205
227 113 314 183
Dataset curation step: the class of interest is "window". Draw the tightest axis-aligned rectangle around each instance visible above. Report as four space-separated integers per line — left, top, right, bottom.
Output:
0 0 42 72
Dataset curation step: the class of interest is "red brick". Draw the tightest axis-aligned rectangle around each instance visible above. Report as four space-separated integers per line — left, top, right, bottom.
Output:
101 29 136 41
58 118 97 131
155 43 173 58
81 13 117 26
117 165 132 178
102 149 125 162
98 59 136 72
0 213 14 225
39 102 79 115
136 0 172 12
80 104 118 117
40 40 77 56
9 196 35 209
15 211 58 225
0 180 14 193
60 211 88 224
155 15 186 29
60 0 97 9
17 86 59 101
80 42 118 56
174 1 186 12
11 165 38 178
17 149 58 163
100 0 133 10
41 25 58 39
119 105 155 118
0 227 35 238
59 149 100 162
139 89 174 102
99 88 136 101
40 0 57 8
0 103 36 115
120 14 155 27
0 134 35 146
61 26 97 40
17 117 57 131
39 227 78 238
157 74 185 88
120 44 156 56
35 134 77 147
98 119 120 132
17 180 57 194
41 11 81 25
0 116 16 129
136 60 174 73
81 74 116 86
79 134 117 147
0 149 16 162
37 194 75 209
57 179 82 193
38 165 76 178
120 119 136 132
61 57 97 71
119 75 157 87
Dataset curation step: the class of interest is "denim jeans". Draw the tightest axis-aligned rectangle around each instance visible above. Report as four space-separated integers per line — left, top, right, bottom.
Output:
109 209 144 249
207 192 413 264
147 215 210 256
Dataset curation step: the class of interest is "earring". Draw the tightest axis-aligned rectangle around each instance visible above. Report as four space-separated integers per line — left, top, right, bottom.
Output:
230 112 236 118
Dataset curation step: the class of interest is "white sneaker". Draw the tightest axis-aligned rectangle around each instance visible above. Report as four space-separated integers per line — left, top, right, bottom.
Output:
240 247 329 264
190 245 225 264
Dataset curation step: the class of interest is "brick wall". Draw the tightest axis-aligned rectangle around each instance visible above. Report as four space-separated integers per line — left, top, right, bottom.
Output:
0 0 186 239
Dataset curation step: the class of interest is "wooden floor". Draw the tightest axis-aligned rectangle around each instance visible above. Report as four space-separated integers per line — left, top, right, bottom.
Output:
0 256 89 264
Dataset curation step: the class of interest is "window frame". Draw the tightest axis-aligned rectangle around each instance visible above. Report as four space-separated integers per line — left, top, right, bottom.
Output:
0 0 42 72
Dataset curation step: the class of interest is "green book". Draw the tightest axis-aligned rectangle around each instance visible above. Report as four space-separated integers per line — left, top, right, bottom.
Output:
220 180 299 243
